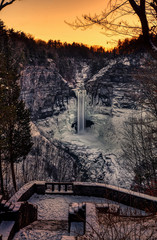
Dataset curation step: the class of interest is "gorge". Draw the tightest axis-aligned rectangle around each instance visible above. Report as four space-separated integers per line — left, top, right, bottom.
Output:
0 28 150 194
8 51 148 195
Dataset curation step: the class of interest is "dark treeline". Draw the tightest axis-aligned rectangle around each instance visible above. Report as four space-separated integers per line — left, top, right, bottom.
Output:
1 19 155 88
112 36 146 55
0 20 107 66
112 34 157 55
0 20 155 69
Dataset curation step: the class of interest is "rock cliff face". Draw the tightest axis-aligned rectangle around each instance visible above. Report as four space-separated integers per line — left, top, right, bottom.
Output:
20 62 73 120
16 53 147 189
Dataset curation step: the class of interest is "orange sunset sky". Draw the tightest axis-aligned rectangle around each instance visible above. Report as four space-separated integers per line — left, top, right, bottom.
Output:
0 0 138 49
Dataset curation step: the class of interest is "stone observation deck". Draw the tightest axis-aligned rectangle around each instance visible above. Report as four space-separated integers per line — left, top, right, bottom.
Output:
0 181 157 240
45 182 74 195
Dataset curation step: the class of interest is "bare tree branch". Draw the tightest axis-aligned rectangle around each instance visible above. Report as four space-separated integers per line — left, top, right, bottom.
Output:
0 0 16 11
67 0 157 56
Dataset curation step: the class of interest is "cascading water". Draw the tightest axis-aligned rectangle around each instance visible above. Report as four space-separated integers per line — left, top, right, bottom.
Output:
77 88 86 134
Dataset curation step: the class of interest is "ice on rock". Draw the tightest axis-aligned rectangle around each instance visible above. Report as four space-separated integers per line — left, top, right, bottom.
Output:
17 55 147 191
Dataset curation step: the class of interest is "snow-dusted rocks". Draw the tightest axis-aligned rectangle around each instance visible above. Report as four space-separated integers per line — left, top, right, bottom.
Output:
20 65 72 120
16 54 147 189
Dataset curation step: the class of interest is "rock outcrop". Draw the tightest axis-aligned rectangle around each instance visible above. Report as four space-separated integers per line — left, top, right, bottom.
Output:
13 53 148 190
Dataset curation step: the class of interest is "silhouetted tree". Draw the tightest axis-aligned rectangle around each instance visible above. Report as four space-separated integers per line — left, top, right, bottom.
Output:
0 0 17 11
68 0 157 56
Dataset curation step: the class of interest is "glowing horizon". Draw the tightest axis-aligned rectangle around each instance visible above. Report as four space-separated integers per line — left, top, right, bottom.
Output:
0 0 138 50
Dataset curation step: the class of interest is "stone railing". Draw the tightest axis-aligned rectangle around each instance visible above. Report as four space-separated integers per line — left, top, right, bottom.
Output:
45 182 73 194
73 182 157 212
9 181 157 212
2 181 157 240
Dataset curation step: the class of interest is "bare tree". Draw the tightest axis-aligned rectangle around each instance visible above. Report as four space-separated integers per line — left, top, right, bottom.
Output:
121 60 157 195
136 61 157 119
67 0 157 54
122 113 157 193
78 209 157 240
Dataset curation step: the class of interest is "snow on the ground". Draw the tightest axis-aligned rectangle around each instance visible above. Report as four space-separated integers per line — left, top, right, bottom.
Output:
14 229 65 240
33 59 143 188
13 193 147 240
29 194 112 220
36 106 135 187
29 194 146 220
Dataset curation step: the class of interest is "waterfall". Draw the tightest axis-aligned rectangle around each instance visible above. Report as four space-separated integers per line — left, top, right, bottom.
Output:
77 89 86 134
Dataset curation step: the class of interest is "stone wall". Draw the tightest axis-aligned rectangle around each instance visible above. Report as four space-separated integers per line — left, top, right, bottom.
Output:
10 181 45 203
16 202 37 230
3 181 157 240
10 181 157 212
0 201 37 240
73 182 157 212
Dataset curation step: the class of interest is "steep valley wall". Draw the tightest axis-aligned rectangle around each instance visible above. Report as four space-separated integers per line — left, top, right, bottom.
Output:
5 53 148 194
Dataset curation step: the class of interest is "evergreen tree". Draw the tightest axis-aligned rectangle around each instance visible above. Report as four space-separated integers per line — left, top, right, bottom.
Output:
0 76 8 194
0 39 32 192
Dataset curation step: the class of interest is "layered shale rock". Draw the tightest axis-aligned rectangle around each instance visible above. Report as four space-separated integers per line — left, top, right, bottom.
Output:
15 53 147 189
20 63 73 120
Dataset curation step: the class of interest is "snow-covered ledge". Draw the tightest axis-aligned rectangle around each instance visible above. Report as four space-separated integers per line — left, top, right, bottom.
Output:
10 181 157 212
